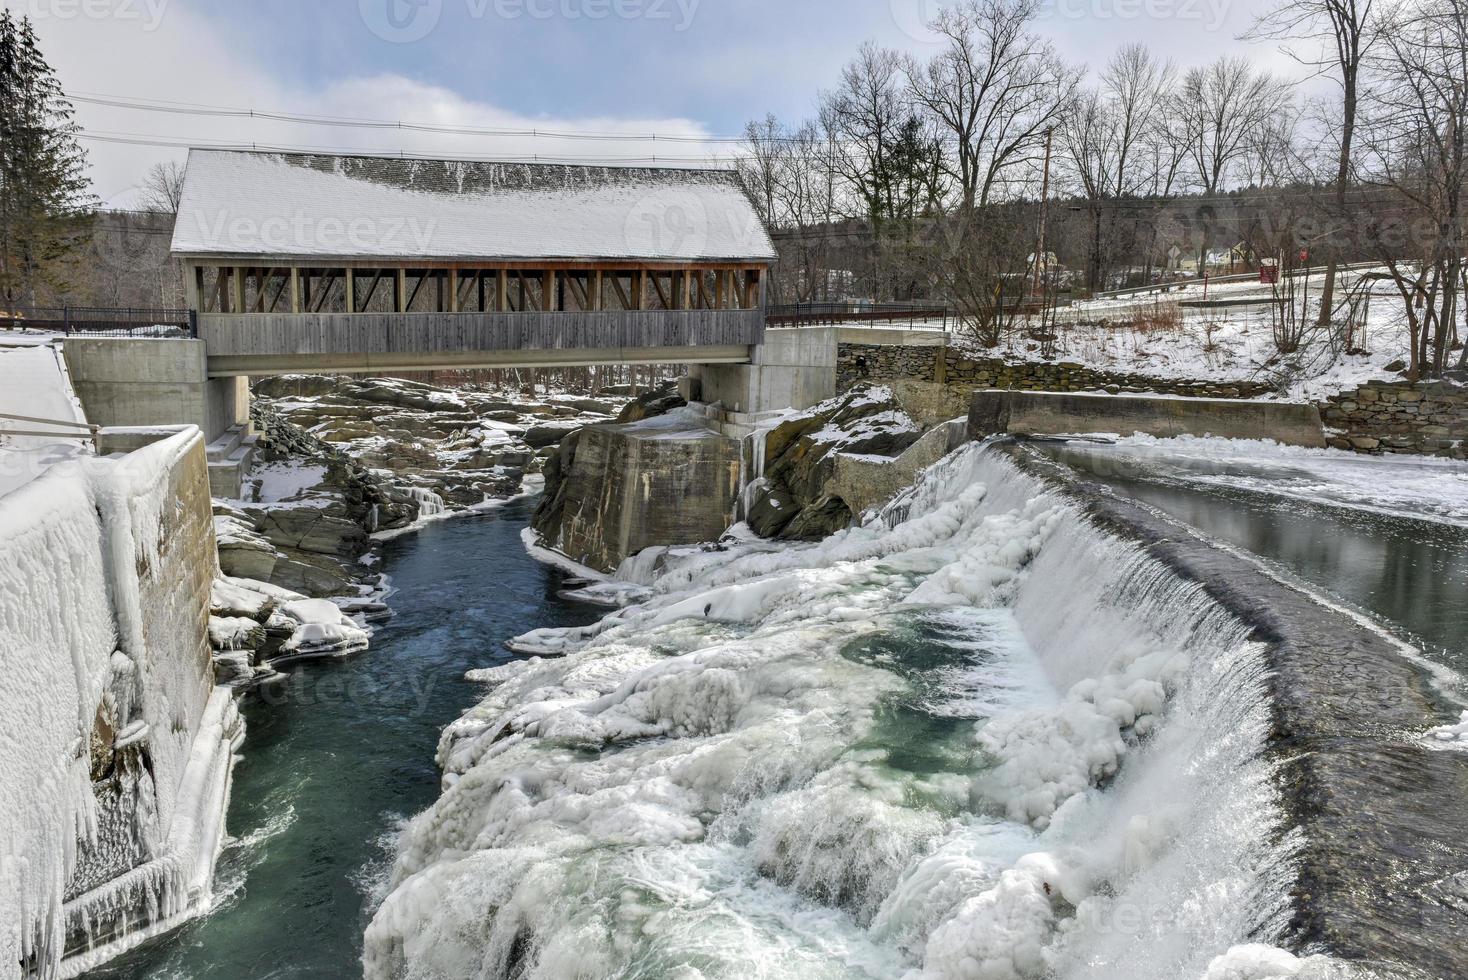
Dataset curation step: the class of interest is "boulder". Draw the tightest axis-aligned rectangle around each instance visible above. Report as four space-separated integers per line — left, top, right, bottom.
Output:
778 495 853 541
752 385 922 542
524 420 586 449
746 483 800 538
617 384 687 424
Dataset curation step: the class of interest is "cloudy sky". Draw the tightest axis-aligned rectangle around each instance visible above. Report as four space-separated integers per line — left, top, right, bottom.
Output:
12 0 1303 207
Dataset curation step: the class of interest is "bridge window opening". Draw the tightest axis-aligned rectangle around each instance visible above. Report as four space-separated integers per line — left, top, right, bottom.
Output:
693 270 719 310
742 269 762 310
299 268 348 314
644 271 676 311
197 266 232 313
455 270 488 313
243 268 291 313
603 271 642 311
401 270 449 313
351 269 399 313
505 270 544 312
559 271 595 312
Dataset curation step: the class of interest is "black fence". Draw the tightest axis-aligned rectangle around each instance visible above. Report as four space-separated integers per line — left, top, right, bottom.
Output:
0 306 196 338
766 301 952 330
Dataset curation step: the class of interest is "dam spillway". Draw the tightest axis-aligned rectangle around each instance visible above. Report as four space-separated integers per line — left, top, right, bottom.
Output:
358 441 1468 980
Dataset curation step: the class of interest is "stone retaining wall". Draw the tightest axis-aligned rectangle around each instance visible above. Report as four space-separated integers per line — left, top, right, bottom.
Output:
838 343 1275 400
841 342 1468 459
1320 381 1467 459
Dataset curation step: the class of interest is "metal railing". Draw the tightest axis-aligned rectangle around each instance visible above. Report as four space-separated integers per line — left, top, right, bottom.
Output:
0 412 99 442
766 301 952 330
0 306 197 338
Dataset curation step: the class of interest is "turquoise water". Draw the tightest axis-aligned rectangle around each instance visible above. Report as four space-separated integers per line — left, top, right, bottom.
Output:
88 498 600 979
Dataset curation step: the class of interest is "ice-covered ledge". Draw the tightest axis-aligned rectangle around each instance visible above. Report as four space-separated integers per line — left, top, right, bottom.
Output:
0 425 243 979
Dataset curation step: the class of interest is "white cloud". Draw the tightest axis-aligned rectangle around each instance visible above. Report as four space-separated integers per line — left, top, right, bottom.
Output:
21 3 720 208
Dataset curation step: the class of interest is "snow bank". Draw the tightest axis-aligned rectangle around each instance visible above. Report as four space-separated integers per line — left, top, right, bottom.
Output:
0 344 91 497
365 443 1308 979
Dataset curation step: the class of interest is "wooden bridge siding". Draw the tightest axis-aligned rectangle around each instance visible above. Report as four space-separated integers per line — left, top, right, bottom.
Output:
197 310 765 357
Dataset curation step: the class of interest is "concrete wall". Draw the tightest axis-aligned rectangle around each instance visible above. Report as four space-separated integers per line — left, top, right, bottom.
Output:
827 419 969 517
691 327 839 414
62 338 248 443
0 426 241 975
969 389 1327 447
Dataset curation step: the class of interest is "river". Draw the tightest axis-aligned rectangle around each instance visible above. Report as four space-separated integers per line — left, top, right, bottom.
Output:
87 498 600 980
87 446 1468 979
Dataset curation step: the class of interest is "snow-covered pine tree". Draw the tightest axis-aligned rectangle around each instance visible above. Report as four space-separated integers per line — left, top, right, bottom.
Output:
0 10 94 309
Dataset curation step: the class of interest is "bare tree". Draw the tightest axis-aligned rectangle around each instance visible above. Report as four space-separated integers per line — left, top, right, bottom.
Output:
1249 0 1378 324
777 120 841 302
737 114 786 230
1178 58 1292 194
1358 0 1468 377
1061 45 1175 289
138 160 186 213
1100 45 1176 198
930 206 1033 345
820 41 910 229
905 0 1080 212
1175 57 1292 266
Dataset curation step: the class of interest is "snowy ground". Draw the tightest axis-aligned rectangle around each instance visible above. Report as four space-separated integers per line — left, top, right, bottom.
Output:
942 267 1450 402
0 343 92 497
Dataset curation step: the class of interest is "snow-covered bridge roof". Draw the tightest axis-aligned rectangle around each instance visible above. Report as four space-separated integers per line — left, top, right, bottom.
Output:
171 149 777 264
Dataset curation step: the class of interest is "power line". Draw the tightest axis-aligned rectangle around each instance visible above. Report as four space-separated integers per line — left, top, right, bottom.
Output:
76 130 734 166
71 91 760 145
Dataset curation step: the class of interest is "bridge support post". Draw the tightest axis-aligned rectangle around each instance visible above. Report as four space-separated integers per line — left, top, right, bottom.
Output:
688 327 837 415
62 338 249 444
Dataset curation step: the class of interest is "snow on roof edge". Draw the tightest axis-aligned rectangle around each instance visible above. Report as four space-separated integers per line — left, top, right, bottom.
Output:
171 148 778 263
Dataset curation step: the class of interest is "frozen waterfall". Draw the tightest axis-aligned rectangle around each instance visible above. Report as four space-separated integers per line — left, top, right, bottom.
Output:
364 443 1330 980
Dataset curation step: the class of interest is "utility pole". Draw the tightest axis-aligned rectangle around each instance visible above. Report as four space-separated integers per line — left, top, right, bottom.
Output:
1033 126 1054 300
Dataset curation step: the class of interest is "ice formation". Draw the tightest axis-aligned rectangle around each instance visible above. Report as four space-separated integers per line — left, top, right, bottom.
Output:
0 429 241 978
366 444 1308 979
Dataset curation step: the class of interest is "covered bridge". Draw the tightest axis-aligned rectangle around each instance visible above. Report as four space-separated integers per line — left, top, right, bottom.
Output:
172 149 776 376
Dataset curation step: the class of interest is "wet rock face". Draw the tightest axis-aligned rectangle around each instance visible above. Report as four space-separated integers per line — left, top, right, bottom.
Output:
532 385 737 573
751 385 923 540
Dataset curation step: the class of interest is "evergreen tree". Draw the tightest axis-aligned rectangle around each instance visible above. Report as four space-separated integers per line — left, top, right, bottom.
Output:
0 10 94 309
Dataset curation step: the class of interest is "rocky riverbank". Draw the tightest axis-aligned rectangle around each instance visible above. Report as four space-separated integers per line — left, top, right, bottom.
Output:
745 384 926 540
205 374 632 686
527 382 939 581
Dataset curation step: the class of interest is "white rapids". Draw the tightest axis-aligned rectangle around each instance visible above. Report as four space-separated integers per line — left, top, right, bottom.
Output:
364 443 1336 980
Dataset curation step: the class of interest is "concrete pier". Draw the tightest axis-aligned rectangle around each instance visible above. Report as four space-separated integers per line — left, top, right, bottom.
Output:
62 338 249 443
